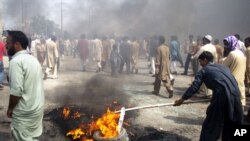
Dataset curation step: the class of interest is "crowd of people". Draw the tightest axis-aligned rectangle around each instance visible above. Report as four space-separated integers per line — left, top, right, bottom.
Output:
1 30 250 140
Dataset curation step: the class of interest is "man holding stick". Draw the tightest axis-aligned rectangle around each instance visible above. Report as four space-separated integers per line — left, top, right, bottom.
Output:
174 51 243 141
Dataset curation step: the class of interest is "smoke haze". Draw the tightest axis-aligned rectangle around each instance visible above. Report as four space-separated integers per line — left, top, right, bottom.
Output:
3 0 250 39
45 75 137 118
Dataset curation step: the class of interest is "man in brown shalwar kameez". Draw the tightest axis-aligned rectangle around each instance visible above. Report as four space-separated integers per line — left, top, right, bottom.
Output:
131 37 140 73
101 36 111 71
152 35 173 98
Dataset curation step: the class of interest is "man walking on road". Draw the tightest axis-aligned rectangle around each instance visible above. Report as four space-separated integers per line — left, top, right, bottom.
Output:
152 35 173 98
44 36 59 79
6 30 44 141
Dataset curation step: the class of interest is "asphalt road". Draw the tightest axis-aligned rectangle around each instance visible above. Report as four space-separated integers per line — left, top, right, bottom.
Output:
0 56 249 141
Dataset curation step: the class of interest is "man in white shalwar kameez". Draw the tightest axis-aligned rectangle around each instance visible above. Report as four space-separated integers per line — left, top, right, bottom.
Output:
193 35 217 97
6 31 44 141
44 36 59 79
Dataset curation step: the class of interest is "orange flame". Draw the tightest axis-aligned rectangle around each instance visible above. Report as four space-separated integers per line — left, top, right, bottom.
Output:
65 108 120 140
63 107 70 119
94 109 120 138
66 128 85 139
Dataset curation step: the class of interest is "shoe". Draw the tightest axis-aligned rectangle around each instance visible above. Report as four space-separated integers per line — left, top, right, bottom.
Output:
168 90 174 98
171 79 175 86
152 90 159 95
152 74 155 77
181 73 187 75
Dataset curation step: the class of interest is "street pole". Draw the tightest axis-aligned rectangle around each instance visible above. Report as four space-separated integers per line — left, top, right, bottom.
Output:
21 0 24 31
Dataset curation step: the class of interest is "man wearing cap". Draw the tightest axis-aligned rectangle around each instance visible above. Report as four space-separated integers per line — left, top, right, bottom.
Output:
193 35 217 61
193 35 217 97
223 35 246 108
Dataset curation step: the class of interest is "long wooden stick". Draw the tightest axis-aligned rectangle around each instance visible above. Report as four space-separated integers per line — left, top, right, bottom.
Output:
115 99 210 113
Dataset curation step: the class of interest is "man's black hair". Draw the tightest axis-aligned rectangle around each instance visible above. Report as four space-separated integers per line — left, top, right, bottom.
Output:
7 30 28 49
198 51 214 62
202 37 211 44
234 34 240 40
158 35 165 45
244 37 250 47
51 35 57 42
189 35 194 39
214 39 219 44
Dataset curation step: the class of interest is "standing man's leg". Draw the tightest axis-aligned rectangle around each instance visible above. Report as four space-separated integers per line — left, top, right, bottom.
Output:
199 96 227 141
119 59 125 73
170 74 175 86
11 128 38 141
101 61 106 71
150 57 155 75
81 58 87 71
96 61 102 72
222 117 241 141
125 59 130 74
153 75 161 94
163 78 173 98
0 61 4 89
192 59 198 75
57 58 60 71
53 63 58 79
183 53 191 75
111 62 115 76
44 67 51 80
178 53 184 67
114 62 119 77
171 61 177 74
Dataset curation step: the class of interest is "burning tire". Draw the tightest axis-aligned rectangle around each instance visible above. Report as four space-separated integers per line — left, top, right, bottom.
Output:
93 128 129 141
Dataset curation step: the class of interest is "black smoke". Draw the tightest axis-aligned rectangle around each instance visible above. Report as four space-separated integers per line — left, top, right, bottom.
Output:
45 74 137 117
3 0 250 39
